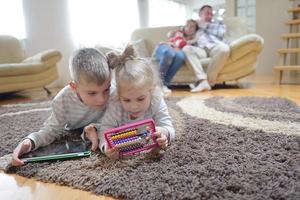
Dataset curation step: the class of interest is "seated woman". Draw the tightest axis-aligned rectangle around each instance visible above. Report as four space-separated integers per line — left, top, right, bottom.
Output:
154 19 199 95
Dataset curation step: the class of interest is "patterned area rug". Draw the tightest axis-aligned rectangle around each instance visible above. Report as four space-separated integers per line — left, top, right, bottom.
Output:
0 96 299 200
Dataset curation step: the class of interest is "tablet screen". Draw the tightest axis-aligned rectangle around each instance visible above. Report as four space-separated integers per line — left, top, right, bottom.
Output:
21 131 91 163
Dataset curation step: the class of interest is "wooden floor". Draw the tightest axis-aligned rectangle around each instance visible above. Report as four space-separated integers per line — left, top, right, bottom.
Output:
0 75 299 200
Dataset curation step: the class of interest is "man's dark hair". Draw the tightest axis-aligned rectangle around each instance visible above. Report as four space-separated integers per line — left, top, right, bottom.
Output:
199 5 212 13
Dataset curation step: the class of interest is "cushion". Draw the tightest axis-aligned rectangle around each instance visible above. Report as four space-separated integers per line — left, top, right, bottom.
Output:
95 45 122 55
131 38 150 58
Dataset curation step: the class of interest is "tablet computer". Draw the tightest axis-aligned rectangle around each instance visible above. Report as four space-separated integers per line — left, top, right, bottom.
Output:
20 132 91 163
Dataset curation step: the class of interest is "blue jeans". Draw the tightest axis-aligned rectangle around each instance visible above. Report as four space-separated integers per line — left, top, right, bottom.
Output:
155 44 185 86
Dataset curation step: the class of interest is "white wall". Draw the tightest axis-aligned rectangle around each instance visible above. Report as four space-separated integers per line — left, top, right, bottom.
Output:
225 0 235 17
256 0 290 75
22 0 74 87
189 0 225 10
21 0 298 85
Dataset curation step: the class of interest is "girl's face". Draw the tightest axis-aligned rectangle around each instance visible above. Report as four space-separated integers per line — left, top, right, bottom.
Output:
118 83 152 119
184 21 198 36
70 76 111 110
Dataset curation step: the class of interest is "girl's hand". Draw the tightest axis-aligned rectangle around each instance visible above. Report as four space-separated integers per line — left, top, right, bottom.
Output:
11 139 33 166
105 147 120 160
154 127 169 149
83 124 99 151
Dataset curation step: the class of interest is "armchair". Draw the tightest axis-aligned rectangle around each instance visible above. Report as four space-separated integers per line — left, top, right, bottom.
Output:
130 17 264 85
0 35 62 93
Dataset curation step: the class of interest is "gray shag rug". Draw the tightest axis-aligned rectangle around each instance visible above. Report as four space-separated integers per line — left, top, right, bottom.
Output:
0 96 300 200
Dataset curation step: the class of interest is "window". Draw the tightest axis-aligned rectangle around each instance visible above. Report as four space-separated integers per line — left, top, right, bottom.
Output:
148 0 187 27
236 0 256 32
68 0 139 48
0 0 26 39
192 4 226 22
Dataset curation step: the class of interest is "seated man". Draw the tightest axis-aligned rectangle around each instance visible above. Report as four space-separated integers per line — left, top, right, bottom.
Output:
183 5 230 92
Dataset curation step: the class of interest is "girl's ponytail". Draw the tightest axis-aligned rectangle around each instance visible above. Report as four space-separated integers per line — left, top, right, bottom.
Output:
107 45 135 69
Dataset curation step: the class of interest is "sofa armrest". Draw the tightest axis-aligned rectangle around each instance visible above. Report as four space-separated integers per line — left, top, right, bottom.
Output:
22 49 62 64
229 34 264 61
0 63 43 76
230 34 264 50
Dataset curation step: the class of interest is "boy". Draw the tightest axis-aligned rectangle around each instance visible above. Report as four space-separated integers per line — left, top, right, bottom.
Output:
11 48 112 166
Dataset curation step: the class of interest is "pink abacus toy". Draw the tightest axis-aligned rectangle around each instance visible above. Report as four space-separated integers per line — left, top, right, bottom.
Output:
104 119 158 156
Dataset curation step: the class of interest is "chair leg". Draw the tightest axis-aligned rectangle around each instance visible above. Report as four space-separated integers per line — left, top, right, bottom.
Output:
43 86 52 96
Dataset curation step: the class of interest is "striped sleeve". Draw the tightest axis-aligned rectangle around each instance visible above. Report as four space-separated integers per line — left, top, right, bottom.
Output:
26 89 69 150
152 97 175 142
98 99 122 153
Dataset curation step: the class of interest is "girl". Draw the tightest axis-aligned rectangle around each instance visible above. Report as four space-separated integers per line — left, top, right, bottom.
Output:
168 19 199 49
154 19 199 95
97 45 175 159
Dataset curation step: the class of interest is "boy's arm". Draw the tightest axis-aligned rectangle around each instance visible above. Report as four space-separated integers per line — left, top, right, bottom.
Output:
26 95 68 150
82 124 99 151
12 138 35 166
26 113 66 151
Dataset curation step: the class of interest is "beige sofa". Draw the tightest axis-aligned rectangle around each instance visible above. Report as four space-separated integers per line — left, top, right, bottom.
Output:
130 17 264 85
0 35 62 93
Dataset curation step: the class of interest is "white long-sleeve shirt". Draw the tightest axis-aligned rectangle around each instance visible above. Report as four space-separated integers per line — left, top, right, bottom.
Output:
27 85 106 150
98 93 175 152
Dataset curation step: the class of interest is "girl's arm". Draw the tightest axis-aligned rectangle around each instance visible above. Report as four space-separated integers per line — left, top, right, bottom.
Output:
167 30 176 39
186 31 201 45
153 97 175 142
167 28 183 39
98 100 122 153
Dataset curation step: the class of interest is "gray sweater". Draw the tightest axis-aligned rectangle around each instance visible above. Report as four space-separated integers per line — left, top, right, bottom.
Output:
27 85 106 150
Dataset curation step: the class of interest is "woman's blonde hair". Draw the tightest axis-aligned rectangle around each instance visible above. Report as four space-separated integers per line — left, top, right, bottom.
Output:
107 45 160 93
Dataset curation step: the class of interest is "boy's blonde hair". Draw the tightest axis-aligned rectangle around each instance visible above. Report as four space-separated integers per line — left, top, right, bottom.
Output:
107 45 160 92
70 48 110 85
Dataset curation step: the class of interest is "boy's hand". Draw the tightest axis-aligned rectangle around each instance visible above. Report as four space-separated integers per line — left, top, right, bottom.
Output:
83 124 99 151
154 127 169 149
104 148 119 160
11 139 33 166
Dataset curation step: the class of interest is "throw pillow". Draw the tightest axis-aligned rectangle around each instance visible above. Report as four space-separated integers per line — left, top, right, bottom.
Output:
94 45 122 55
131 39 150 58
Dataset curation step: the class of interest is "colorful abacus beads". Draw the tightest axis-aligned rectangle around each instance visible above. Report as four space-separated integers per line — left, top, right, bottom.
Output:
114 137 142 149
111 129 137 140
104 119 158 156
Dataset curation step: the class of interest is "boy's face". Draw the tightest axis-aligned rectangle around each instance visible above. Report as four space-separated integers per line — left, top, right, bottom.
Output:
70 76 111 110
118 82 152 119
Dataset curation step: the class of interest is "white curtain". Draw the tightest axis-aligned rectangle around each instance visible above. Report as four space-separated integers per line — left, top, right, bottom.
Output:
68 0 139 48
148 0 187 27
0 0 26 39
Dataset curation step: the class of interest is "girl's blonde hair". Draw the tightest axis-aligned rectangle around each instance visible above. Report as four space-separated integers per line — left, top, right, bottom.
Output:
107 45 160 93
70 48 111 85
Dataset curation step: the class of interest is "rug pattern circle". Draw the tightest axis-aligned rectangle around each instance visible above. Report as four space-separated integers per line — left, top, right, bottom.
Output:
0 97 299 200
